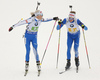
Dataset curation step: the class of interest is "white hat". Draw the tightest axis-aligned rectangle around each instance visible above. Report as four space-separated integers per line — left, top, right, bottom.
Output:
69 13 76 18
35 10 43 16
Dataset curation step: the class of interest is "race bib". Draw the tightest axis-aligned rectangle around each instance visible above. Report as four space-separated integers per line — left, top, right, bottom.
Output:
68 28 78 33
31 27 38 32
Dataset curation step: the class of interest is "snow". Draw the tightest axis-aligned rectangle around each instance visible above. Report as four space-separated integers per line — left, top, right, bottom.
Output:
0 0 100 80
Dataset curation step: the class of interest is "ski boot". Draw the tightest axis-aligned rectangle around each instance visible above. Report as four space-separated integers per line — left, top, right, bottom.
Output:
36 61 41 76
25 61 29 71
24 61 29 76
75 57 79 67
75 57 79 73
65 59 71 70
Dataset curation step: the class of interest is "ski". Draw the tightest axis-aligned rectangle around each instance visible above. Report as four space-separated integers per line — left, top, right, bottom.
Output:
59 70 67 74
24 70 28 76
59 67 71 74
24 70 41 76
76 67 78 73
59 67 79 74
37 70 41 76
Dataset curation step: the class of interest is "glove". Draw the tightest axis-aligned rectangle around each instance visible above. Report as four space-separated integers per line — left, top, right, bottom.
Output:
9 27 13 32
58 19 62 25
81 24 88 30
81 24 85 29
31 14 35 17
53 17 59 20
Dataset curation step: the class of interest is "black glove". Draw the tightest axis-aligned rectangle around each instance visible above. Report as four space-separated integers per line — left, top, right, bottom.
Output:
58 19 62 25
9 27 13 32
53 17 59 20
81 24 85 29
31 14 35 17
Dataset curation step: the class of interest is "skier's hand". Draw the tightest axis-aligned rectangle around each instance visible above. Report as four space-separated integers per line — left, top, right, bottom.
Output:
81 25 88 30
9 27 13 32
81 25 85 29
53 17 59 20
58 19 62 25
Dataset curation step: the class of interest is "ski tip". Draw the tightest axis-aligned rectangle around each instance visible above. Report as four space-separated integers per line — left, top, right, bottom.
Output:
24 73 27 76
76 70 78 73
38 75 40 77
59 71 65 74
38 74 40 77
38 71 41 77
59 72 62 74
59 73 61 74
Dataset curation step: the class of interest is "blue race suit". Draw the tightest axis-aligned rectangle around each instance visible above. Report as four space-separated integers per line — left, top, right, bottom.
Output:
57 18 88 60
13 17 53 62
25 31 39 61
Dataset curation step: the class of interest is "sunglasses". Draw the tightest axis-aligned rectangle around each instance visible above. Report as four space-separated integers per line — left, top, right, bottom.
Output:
37 14 43 16
69 17 74 20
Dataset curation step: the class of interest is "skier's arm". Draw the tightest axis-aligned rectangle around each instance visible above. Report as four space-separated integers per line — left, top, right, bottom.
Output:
13 17 33 28
9 17 33 32
77 19 88 30
41 17 59 22
41 18 53 22
56 18 67 30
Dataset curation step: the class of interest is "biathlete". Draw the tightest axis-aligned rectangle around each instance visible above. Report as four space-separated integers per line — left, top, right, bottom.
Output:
9 10 59 72
57 11 88 70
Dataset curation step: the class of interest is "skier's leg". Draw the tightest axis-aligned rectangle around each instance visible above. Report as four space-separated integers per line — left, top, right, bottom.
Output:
32 35 41 71
65 33 73 70
25 36 31 62
32 35 39 62
24 34 31 71
74 32 80 67
74 32 80 58
67 33 73 60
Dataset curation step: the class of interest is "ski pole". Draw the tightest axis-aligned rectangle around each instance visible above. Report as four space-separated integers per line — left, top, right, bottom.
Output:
17 18 23 23
56 24 61 68
12 18 23 28
82 29 91 69
40 20 57 65
9 18 23 32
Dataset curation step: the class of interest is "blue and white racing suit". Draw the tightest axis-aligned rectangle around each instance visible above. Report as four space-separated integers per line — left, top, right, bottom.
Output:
57 18 88 60
13 17 53 62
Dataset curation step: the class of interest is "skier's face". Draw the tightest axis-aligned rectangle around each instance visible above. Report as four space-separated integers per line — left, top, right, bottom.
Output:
69 17 74 22
36 15 43 20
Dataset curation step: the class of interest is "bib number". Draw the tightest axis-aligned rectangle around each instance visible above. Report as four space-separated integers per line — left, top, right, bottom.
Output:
68 28 77 33
31 27 38 32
